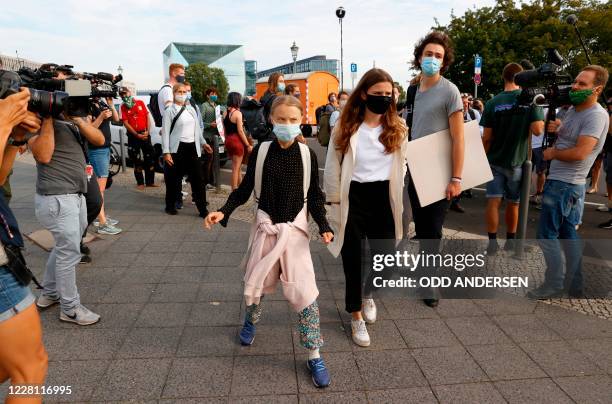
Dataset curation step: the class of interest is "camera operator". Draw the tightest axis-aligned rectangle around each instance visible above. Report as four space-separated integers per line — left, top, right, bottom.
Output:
0 89 48 396
27 80 106 325
89 94 122 235
528 65 609 299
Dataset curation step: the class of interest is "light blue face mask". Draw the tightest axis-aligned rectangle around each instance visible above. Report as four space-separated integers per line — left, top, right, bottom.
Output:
421 57 442 76
277 83 286 93
273 123 301 142
186 92 192 101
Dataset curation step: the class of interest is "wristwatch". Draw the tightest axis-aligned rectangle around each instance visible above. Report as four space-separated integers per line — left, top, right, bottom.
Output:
8 138 27 147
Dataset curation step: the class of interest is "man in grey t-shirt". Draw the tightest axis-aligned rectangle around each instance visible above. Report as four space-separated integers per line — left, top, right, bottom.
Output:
28 115 105 325
529 65 609 300
406 31 465 307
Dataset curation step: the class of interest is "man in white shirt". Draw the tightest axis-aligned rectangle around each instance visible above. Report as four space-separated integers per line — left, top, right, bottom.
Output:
158 63 185 114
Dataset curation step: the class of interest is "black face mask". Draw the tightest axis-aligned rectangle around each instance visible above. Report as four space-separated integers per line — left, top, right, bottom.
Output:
365 94 392 115
175 75 185 83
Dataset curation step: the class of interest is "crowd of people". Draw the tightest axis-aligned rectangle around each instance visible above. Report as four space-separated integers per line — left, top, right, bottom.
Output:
0 28 610 393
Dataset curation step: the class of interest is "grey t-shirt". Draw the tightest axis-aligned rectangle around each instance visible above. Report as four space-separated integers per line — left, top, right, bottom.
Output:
36 120 87 195
548 104 609 185
411 76 463 140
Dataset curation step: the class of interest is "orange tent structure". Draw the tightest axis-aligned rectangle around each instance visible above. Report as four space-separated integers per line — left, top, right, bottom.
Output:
255 71 339 125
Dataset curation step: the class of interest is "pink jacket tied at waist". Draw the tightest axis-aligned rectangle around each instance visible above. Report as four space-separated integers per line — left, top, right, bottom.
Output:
243 207 319 312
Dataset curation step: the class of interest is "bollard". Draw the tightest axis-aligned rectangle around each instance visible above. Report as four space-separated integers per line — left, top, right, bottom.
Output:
213 135 221 193
119 127 127 173
514 159 533 258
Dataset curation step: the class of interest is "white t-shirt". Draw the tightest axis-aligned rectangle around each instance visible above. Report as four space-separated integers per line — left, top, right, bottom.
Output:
172 105 197 143
158 84 173 113
352 123 393 183
329 110 340 128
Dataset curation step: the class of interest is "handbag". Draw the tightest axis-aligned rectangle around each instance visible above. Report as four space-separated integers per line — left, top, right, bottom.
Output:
242 135 255 166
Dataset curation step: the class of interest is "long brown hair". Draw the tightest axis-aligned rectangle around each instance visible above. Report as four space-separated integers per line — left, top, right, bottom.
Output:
335 68 407 154
266 72 284 94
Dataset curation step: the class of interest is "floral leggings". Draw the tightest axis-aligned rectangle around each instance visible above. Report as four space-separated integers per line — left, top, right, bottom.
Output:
246 299 323 350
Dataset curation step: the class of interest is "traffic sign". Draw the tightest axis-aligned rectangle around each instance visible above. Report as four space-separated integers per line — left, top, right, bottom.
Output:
474 74 482 85
475 56 482 69
350 63 357 73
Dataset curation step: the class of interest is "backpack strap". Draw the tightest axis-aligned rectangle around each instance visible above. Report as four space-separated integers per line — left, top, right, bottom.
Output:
405 84 418 141
254 141 272 203
298 142 311 205
169 106 186 135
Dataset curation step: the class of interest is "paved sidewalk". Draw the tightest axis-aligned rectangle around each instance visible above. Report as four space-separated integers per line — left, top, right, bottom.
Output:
1 161 611 403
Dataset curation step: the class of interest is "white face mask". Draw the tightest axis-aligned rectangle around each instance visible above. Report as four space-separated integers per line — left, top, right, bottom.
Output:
175 94 187 103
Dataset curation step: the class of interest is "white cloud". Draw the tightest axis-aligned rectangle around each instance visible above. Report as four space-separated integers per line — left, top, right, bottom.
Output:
0 0 494 91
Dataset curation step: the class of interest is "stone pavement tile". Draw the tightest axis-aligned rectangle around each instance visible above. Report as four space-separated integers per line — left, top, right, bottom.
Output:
145 241 183 253
42 360 110 402
229 395 297 403
292 322 353 353
295 351 362 393
299 391 368 403
86 303 145 329
492 314 562 343
314 281 335 300
160 223 196 234
90 252 138 267
209 252 246 267
75 282 114 304
212 241 249 253
116 266 167 284
162 357 233 399
184 230 219 242
236 324 293 356
366 387 438 404
116 230 155 243
198 282 244 302
41 328 69 361
554 375 612 404
150 283 200 303
161 398 227 404
347 319 407 351
91 358 172 401
355 349 428 390
204 267 245 283
411 346 488 385
150 230 187 242
231 354 297 396
445 316 512 346
434 299 486 317
134 252 177 267
319 251 341 265
567 338 612 373
57 328 126 360
106 241 148 253
118 327 183 358
169 252 212 267
329 280 347 301
249 300 293 326
102 283 154 303
434 382 506 404
180 240 215 253
137 214 172 224
76 266 127 284
218 231 250 243
322 265 345 281
395 318 461 348
177 326 237 357
381 298 440 320
189 301 242 326
467 344 547 381
317 299 343 323
164 266 207 283
520 340 605 377
474 297 538 315
494 378 574 404
535 304 612 340
135 302 192 328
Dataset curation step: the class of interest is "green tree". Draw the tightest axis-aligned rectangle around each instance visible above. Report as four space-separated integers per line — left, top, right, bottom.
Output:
394 81 407 103
185 63 230 106
435 0 611 99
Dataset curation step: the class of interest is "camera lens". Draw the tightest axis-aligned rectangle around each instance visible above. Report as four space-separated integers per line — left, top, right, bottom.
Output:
28 89 68 117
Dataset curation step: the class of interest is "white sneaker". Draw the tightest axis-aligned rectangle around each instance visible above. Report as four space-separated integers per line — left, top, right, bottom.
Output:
60 305 100 326
93 217 119 227
362 299 377 324
96 223 122 235
36 294 59 309
596 205 610 212
351 319 370 347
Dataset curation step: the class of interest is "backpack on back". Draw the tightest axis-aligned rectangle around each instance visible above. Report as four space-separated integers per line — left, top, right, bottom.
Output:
241 98 269 141
149 84 171 127
317 111 333 147
315 105 326 125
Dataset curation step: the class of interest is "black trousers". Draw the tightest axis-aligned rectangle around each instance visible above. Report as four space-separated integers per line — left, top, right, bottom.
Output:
128 138 156 186
164 142 207 215
341 181 395 313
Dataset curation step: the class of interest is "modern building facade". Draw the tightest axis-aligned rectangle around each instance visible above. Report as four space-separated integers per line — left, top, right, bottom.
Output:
256 55 338 79
244 60 257 96
163 42 246 94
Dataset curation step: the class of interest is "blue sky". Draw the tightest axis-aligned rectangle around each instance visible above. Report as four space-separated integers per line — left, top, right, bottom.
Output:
0 0 495 91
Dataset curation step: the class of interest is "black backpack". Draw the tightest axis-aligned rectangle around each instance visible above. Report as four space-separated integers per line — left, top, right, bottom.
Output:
149 84 171 127
315 105 328 125
241 98 269 141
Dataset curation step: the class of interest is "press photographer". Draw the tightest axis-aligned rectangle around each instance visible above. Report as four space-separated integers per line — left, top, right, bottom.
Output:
528 65 609 299
0 88 48 396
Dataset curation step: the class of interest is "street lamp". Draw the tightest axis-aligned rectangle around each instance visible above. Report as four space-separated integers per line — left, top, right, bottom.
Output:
290 41 299 74
336 6 345 90
117 65 123 82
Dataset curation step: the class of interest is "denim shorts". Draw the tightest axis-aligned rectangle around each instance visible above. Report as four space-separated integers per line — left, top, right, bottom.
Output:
0 267 34 323
486 164 522 202
531 147 549 174
88 147 110 178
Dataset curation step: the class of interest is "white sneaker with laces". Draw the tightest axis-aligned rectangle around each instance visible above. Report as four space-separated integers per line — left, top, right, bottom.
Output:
362 299 377 324
351 319 370 347
93 217 119 227
36 294 59 309
96 223 122 235
60 304 100 325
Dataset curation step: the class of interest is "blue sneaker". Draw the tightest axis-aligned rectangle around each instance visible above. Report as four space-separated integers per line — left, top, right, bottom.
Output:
239 320 256 345
307 357 331 388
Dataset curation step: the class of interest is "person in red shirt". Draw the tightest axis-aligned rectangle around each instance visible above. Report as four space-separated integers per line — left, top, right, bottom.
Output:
119 87 158 189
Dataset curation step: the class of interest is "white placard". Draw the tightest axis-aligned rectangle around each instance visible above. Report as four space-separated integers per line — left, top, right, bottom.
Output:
215 105 225 140
406 120 493 207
